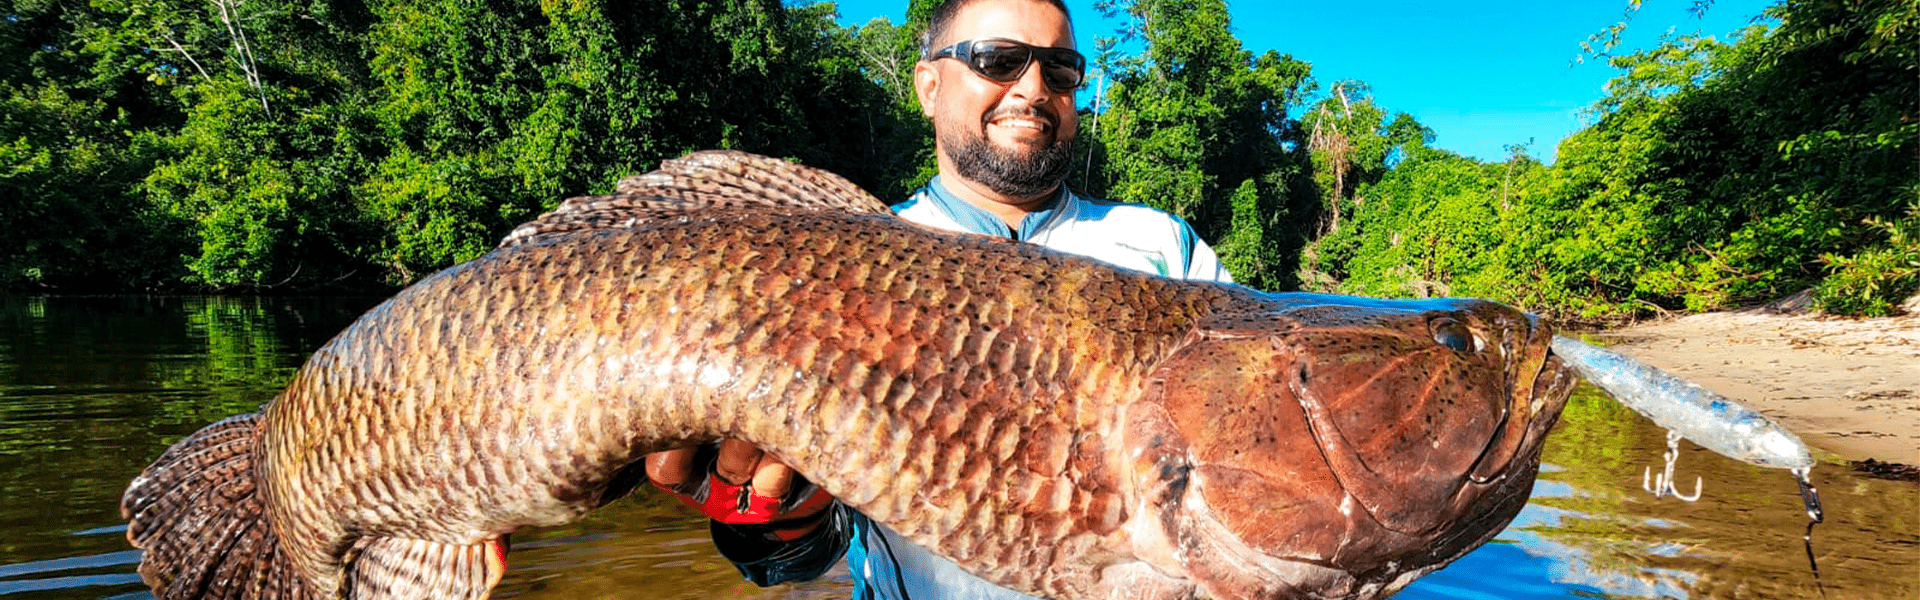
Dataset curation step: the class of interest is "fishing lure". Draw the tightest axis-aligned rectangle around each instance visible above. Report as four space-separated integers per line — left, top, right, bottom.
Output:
1550 336 1823 523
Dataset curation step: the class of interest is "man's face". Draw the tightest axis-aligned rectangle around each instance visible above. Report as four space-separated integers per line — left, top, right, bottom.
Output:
916 0 1080 199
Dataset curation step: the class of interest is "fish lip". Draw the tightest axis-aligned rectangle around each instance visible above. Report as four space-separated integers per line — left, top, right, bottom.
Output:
1529 352 1578 422
1477 351 1571 483
1463 347 1575 484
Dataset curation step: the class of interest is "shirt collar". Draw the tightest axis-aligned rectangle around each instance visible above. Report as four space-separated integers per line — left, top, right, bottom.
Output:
922 176 1064 241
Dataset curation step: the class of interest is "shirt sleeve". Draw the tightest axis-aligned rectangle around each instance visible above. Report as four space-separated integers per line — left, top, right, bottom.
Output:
711 502 854 586
1185 240 1232 283
1173 217 1234 283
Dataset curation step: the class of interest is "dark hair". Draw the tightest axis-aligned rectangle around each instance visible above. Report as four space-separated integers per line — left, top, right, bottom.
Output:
920 0 1074 60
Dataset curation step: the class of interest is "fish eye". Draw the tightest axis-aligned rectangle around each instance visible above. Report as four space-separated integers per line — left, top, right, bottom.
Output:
1430 318 1479 353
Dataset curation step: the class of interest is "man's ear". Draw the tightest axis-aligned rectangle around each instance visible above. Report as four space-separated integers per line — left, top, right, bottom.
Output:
913 60 938 118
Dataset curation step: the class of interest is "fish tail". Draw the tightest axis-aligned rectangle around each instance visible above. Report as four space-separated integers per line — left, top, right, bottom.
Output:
121 413 317 600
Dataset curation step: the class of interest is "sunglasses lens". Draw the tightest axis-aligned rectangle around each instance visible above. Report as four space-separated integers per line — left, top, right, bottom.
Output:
970 43 1032 81
1037 50 1084 91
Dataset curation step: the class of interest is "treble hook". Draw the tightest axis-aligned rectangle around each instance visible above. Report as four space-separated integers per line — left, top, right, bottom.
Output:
1643 429 1702 501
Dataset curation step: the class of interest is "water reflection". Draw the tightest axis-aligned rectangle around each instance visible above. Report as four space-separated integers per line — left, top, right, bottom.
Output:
0 296 1913 599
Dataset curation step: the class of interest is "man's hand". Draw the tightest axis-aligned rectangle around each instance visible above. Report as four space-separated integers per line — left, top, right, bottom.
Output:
644 439 835 541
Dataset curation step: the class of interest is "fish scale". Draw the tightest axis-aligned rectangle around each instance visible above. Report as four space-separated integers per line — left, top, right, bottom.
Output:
266 211 1206 595
123 151 1576 600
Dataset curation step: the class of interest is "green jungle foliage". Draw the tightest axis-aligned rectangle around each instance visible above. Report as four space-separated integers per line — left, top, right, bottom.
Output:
1812 200 1918 316
1307 0 1917 317
3 0 1913 318
4 0 926 290
1079 0 1317 291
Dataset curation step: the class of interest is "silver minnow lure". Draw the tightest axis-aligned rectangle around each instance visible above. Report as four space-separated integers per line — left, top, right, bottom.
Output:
1549 335 1813 471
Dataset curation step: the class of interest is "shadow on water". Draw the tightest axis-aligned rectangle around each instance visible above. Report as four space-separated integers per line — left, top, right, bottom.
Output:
1 296 1913 599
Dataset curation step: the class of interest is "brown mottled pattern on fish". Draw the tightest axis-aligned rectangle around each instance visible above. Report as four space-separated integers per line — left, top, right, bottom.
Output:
122 151 1576 600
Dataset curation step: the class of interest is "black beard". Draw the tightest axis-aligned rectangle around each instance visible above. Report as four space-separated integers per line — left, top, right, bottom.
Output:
944 128 1076 198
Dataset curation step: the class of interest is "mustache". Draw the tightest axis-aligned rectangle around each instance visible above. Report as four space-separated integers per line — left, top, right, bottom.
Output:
982 104 1059 129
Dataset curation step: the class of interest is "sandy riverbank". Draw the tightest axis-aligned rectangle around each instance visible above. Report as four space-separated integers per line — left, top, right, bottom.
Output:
1580 305 1918 469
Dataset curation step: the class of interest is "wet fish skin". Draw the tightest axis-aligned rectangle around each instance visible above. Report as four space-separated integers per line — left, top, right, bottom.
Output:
1106 293 1575 599
122 151 1577 600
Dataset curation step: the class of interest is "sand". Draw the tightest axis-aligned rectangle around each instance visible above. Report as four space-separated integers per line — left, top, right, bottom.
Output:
1583 306 1919 467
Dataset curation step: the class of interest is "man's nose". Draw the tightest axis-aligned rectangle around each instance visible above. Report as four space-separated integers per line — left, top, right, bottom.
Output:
1007 58 1053 104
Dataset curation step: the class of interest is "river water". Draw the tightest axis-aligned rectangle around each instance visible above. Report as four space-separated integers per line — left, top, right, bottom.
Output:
0 296 1912 599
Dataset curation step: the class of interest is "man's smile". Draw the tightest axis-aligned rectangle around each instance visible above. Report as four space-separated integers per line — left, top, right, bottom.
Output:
989 115 1051 132
984 107 1058 146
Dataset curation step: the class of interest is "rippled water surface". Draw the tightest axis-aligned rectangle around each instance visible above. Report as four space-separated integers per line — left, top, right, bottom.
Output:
1 296 1913 599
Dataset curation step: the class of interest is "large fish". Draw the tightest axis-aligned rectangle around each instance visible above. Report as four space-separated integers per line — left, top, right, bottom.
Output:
121 151 1577 600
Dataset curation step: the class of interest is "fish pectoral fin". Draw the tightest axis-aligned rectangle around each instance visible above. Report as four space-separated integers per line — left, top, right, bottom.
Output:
342 535 508 600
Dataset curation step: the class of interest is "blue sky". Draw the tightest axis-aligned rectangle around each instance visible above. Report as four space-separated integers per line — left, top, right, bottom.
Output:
820 0 1779 164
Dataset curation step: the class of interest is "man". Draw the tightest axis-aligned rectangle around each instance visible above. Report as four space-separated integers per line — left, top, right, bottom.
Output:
644 0 1230 597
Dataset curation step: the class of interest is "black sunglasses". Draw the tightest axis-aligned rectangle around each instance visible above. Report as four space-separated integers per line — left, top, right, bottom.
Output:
931 38 1086 93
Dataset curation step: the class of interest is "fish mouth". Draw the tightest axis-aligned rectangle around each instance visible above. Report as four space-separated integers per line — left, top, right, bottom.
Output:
1465 346 1577 484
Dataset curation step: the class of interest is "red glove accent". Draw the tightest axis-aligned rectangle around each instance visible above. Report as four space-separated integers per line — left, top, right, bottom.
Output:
652 473 835 541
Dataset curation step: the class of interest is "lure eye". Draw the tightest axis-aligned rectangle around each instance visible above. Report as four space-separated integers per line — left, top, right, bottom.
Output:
1430 318 1479 353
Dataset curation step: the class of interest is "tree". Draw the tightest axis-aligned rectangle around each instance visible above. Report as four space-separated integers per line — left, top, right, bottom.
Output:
2 0 198 290
1088 0 1314 290
1298 81 1428 235
132 0 384 289
1569 0 1916 312
355 0 934 282
5 0 937 291
1311 0 1915 318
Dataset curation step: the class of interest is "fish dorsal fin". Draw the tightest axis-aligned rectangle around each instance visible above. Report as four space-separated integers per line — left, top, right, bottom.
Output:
500 150 890 247
624 150 891 212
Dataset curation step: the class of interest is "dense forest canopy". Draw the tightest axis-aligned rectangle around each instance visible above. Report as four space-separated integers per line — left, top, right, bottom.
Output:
2 0 1914 318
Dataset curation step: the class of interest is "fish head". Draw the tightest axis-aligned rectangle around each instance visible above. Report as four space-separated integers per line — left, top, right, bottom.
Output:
1111 294 1576 599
